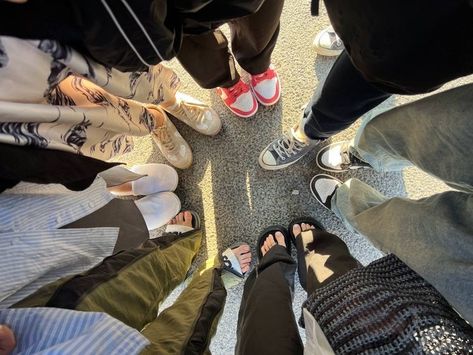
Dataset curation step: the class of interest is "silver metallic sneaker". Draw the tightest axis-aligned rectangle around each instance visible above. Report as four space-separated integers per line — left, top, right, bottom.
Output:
152 111 193 169
313 26 344 57
165 92 222 136
259 125 320 170
316 140 372 172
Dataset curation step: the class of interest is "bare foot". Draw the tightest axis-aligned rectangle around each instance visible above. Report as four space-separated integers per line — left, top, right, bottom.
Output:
292 223 315 239
232 244 252 274
168 211 193 228
261 231 286 257
108 181 133 195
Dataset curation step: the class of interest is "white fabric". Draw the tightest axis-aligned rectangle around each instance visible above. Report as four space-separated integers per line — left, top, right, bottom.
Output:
134 191 181 230
0 177 118 308
0 177 114 231
131 163 178 195
164 224 194 234
303 308 335 355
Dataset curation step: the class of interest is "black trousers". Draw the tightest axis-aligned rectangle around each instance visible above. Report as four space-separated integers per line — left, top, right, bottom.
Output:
177 0 284 89
235 229 360 354
303 51 391 139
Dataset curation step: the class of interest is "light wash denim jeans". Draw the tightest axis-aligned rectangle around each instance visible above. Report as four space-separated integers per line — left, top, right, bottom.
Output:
331 84 473 324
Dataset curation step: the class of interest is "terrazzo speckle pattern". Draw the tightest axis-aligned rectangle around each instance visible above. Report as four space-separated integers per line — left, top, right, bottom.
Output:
111 2 471 352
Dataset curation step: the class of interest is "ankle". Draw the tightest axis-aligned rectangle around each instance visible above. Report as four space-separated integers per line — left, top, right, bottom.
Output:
293 125 311 143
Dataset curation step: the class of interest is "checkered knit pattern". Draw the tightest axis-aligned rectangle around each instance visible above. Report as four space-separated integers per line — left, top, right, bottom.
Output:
302 255 473 354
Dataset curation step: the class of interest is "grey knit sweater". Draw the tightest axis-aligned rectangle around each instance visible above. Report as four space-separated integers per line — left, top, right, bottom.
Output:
303 255 473 354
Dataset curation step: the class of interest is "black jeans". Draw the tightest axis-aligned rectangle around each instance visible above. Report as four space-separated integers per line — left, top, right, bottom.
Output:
302 51 391 140
235 230 360 354
235 246 304 355
177 0 284 89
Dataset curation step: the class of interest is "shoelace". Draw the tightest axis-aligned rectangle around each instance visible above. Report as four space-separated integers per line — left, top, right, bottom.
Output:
253 70 271 81
172 100 204 124
155 124 175 151
273 133 308 160
227 81 246 98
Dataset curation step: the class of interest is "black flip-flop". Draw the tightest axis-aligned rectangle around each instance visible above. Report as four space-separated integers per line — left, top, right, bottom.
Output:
287 216 324 290
256 225 291 262
288 216 324 247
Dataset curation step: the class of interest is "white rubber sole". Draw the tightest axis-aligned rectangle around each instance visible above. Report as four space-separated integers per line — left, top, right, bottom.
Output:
309 174 343 211
258 150 305 170
313 31 343 57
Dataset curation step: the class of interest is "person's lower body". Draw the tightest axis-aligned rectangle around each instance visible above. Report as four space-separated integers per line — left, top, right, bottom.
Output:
0 36 221 170
236 244 303 355
235 223 359 354
258 50 391 170
177 0 284 117
310 83 473 324
13 229 228 354
69 163 182 234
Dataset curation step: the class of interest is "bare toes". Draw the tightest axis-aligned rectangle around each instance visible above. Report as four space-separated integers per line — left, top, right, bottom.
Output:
301 223 315 232
184 211 193 226
239 244 251 254
293 224 302 238
274 231 286 248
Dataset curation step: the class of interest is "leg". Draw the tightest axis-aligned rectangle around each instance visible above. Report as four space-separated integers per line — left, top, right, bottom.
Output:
332 178 473 324
258 51 390 170
236 232 303 355
14 229 203 331
301 51 390 140
229 0 284 75
177 30 239 89
291 223 360 295
140 240 251 354
140 256 227 355
353 84 473 192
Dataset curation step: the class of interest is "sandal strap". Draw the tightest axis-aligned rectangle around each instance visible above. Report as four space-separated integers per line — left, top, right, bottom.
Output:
165 224 193 234
222 247 243 278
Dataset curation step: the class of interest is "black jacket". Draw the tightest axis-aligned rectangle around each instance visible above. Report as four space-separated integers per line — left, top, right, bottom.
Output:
316 0 473 94
0 0 264 72
0 144 119 193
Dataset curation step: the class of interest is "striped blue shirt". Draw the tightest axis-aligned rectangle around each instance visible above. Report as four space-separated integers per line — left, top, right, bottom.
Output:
0 308 149 354
0 178 118 307
0 178 149 353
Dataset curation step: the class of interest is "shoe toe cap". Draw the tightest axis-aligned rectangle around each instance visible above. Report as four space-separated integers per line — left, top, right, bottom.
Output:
260 150 277 167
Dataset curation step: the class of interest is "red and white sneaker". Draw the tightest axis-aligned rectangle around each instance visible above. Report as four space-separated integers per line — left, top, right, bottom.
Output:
250 66 281 106
216 80 258 118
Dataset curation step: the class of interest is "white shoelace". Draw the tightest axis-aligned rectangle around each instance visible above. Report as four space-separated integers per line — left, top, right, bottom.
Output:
273 133 308 160
171 100 206 124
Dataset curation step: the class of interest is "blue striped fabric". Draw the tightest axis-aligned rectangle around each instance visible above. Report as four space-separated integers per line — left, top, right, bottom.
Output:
0 308 149 354
0 228 118 308
0 178 114 232
0 177 119 308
